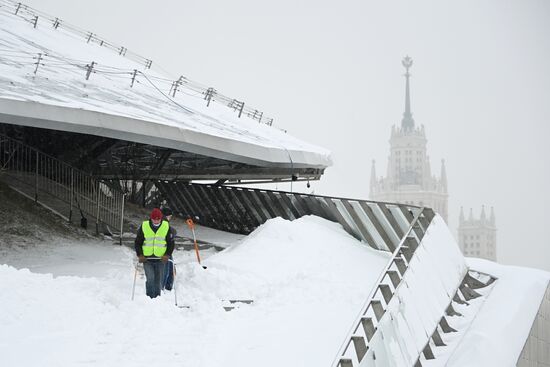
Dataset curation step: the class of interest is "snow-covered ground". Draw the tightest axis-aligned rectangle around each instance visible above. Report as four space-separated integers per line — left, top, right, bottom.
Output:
1 182 548 366
0 213 389 367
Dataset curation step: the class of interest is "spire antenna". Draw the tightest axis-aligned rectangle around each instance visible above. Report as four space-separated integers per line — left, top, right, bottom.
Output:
401 56 415 132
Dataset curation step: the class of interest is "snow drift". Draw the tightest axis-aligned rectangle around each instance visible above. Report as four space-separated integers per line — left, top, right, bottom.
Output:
0 215 389 367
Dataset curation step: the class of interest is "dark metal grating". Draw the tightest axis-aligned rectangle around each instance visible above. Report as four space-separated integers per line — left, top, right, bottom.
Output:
154 180 435 252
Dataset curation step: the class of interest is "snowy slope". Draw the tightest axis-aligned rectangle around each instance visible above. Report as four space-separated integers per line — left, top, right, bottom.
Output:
2 176 547 366
0 215 389 367
0 2 331 168
352 215 468 367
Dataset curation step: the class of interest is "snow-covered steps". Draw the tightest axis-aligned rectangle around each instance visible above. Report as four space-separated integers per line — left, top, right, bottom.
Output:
417 270 497 366
442 259 550 366
175 300 254 311
222 299 254 312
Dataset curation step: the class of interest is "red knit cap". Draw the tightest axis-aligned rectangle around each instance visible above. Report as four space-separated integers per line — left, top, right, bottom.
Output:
150 208 163 221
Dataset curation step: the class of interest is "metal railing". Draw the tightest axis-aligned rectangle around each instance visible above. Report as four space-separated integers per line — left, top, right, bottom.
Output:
154 181 426 252
0 133 125 237
0 0 152 69
332 207 434 367
154 180 440 366
410 270 495 365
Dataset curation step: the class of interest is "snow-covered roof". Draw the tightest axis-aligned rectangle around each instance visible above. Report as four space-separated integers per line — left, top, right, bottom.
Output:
0 1 331 171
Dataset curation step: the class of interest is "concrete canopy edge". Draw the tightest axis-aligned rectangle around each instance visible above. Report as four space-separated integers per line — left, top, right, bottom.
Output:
0 98 332 170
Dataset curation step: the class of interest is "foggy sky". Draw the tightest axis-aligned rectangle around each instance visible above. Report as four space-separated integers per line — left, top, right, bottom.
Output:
22 0 550 271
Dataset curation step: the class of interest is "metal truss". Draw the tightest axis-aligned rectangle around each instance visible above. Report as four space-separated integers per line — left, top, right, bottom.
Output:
0 124 323 182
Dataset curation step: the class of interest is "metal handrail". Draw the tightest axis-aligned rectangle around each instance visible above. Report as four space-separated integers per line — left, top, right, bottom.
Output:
229 184 423 209
0 0 152 68
0 133 125 238
411 266 477 365
330 207 427 367
156 180 423 253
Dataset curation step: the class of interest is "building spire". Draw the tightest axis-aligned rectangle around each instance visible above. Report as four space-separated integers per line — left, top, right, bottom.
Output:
401 56 415 132
459 206 465 225
370 160 377 197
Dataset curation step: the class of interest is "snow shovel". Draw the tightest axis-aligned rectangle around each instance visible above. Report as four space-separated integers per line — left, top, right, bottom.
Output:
186 218 207 269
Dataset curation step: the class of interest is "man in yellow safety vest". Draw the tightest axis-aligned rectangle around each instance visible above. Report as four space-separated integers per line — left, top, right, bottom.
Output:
134 208 175 298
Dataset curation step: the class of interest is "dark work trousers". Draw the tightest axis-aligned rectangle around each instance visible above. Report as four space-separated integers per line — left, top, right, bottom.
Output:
143 260 164 298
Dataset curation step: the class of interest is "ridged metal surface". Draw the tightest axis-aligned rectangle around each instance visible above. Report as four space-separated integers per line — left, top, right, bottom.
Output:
155 180 428 252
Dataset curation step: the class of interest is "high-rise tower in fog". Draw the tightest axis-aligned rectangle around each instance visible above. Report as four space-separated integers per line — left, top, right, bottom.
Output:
458 206 497 261
370 56 449 222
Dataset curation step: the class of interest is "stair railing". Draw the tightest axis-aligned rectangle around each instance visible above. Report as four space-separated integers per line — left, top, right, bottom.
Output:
331 207 433 367
0 133 125 239
154 180 425 253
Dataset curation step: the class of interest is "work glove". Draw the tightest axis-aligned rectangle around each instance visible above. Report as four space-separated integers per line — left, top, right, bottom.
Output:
161 255 169 264
138 255 146 263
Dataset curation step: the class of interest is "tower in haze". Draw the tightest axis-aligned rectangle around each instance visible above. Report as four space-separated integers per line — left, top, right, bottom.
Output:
370 56 449 222
458 206 497 261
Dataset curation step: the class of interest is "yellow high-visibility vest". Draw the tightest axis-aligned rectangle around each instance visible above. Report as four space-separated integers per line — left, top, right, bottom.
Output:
141 220 169 257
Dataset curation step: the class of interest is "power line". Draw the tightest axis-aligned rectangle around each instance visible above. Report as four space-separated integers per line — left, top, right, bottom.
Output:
0 16 276 127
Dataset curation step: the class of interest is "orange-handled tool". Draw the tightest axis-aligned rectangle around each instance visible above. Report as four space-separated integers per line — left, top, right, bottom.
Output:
186 218 206 268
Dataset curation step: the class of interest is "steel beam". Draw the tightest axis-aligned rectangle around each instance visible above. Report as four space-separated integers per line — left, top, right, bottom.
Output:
342 200 378 248
359 201 397 251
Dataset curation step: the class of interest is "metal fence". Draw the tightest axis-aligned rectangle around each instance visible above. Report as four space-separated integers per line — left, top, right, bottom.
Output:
153 180 445 366
0 0 152 69
333 207 433 367
154 180 429 253
0 133 125 236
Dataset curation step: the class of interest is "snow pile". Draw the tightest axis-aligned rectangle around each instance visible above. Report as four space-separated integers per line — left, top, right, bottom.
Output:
3 190 546 367
0 215 389 367
207 215 377 282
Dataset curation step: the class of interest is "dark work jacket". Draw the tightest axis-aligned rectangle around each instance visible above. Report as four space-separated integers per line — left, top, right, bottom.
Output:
134 219 175 258
166 226 177 259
